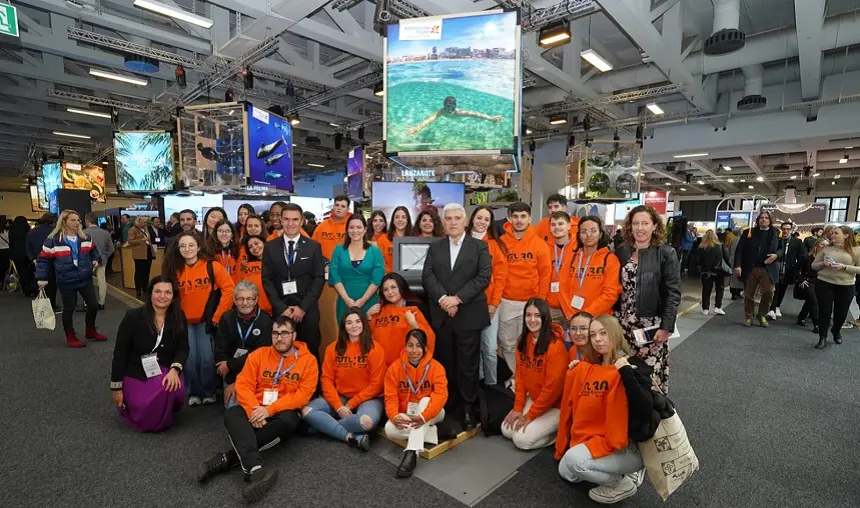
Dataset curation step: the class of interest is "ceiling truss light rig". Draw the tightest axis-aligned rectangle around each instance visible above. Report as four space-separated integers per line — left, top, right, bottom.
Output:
580 49 613 72
133 0 214 28
538 23 572 48
89 68 148 86
548 114 568 125
646 102 664 115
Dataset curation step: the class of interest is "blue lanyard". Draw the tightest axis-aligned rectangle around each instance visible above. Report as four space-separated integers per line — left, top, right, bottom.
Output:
272 349 299 386
553 242 569 276
236 310 260 346
403 362 431 394
575 250 594 292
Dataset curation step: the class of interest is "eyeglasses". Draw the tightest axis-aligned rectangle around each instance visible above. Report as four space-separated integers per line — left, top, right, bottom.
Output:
235 297 257 304
579 229 600 236
569 326 590 334
272 330 296 339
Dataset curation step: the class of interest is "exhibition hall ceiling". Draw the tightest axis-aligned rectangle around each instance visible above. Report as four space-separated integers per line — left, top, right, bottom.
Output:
0 0 857 198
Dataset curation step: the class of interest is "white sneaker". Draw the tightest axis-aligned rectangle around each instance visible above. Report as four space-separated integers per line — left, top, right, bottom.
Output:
188 396 202 406
201 396 217 405
775 308 782 318
842 322 854 329
713 307 725 315
701 309 709 316
766 310 776 320
626 468 646 487
589 476 637 504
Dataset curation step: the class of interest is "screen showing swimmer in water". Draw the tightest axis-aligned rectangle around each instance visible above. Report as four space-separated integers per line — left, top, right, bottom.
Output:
384 10 521 154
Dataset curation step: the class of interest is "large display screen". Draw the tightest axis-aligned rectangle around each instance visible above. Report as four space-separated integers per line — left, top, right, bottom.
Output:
715 211 752 233
245 105 294 191
42 162 62 214
384 10 521 155
114 131 175 192
346 145 365 199
36 173 48 211
62 163 106 203
162 193 224 231
29 185 41 212
371 181 465 223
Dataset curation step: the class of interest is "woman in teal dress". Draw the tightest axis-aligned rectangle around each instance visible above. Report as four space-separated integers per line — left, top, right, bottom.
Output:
329 214 386 322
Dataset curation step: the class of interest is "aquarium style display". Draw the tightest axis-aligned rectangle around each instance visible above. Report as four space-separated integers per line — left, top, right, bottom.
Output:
244 105 294 192
62 163 106 203
42 162 62 213
569 140 642 201
177 103 246 188
114 131 175 192
384 10 521 155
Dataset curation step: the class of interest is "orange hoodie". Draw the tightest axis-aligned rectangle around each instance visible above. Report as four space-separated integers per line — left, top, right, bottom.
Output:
545 238 577 314
375 234 394 273
313 212 353 260
177 260 235 325
321 339 386 411
554 362 629 461
475 234 508 307
501 223 552 301
535 216 579 244
384 350 448 422
235 341 319 417
214 249 238 279
562 247 622 319
370 304 435 366
236 256 272 315
514 324 568 420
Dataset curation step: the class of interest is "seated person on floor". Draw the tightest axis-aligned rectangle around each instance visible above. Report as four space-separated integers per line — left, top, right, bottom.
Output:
502 297 567 450
302 307 386 450
367 272 435 366
567 311 593 361
383 329 448 479
214 281 274 408
556 315 646 505
110 276 187 432
197 316 318 503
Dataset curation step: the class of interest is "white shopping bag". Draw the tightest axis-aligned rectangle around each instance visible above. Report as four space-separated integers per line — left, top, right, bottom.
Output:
32 288 56 331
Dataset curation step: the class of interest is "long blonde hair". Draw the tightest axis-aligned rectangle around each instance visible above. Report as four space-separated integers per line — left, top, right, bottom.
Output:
49 209 88 241
833 225 858 264
585 315 629 365
699 229 721 249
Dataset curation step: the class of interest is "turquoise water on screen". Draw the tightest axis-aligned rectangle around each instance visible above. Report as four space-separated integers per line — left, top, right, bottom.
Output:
386 60 516 152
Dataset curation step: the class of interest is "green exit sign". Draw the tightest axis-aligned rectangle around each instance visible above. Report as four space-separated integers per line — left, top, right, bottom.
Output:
0 3 19 38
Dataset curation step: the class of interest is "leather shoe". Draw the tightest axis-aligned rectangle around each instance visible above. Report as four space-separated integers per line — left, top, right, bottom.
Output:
796 319 807 327
463 410 476 431
815 337 826 349
833 332 843 344
396 451 417 478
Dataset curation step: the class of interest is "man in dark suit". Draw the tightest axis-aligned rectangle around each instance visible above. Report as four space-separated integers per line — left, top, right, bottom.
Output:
261 203 326 366
769 221 806 319
422 203 492 430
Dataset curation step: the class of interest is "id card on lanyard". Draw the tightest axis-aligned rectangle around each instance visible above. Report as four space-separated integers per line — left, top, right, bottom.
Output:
571 251 593 310
141 324 165 378
264 349 299 406
403 362 431 415
282 240 298 295
219 251 233 275
235 310 260 358
551 243 569 293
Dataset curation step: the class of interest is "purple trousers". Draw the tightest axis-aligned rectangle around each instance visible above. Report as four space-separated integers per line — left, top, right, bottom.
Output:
117 366 185 432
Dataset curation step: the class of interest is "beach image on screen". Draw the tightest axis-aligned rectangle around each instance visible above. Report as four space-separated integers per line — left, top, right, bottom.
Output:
385 11 518 153
114 131 175 192
247 106 294 191
371 182 465 223
42 162 62 214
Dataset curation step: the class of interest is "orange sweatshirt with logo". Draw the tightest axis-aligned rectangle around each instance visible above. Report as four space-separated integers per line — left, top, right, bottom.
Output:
321 339 386 411
312 212 352 260
514 324 568 420
375 234 394 273
235 342 319 417
176 260 235 325
476 234 508 307
370 304 435 366
535 216 579 244
236 257 272 315
561 247 622 319
215 249 238 279
545 238 577 314
384 350 448 422
501 222 552 301
554 362 629 461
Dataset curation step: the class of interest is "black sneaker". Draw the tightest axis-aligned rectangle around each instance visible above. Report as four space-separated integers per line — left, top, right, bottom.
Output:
197 452 233 484
348 434 370 452
98 304 105 311
242 467 278 503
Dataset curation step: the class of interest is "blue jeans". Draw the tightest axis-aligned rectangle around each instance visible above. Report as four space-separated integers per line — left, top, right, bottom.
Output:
479 311 500 386
185 322 216 398
303 395 384 442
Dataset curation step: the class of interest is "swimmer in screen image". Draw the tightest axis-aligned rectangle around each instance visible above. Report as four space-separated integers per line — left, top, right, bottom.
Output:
407 96 502 135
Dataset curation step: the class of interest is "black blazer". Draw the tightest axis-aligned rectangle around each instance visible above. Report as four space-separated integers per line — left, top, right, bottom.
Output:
615 244 682 333
214 308 274 385
422 235 492 332
261 235 325 317
777 236 805 284
111 307 189 383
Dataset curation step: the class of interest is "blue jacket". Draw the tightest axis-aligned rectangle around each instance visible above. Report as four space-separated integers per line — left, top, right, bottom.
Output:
26 223 53 261
680 230 695 251
35 234 101 289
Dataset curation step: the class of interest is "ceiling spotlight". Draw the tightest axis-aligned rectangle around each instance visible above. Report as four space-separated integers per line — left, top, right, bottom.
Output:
548 114 568 125
727 178 735 183
832 180 837 185
835 174 841 179
646 102 665 115
723 165 731 171
102 161 109 165
679 187 687 191
756 176 764 182
839 155 848 163
790 175 797 179
242 66 254 89
175 64 186 88
289 114 301 126
525 128 533 134
373 83 384 97
580 49 613 72
538 23 572 48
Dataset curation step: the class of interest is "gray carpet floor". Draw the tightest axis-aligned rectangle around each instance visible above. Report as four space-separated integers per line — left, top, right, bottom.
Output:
2 290 859 507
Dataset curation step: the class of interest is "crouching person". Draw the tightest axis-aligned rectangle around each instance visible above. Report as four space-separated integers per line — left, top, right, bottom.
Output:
197 316 318 503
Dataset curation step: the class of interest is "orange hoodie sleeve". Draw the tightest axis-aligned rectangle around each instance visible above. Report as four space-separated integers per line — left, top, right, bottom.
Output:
488 240 508 307
554 368 579 460
526 340 568 421
235 349 262 417
383 362 401 420
583 252 622 317
584 375 630 460
321 344 342 410
211 261 236 325
513 347 527 413
267 355 319 414
346 344 387 409
536 242 552 300
420 361 448 422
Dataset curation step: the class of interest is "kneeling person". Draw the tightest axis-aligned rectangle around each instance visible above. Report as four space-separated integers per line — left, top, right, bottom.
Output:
198 316 318 503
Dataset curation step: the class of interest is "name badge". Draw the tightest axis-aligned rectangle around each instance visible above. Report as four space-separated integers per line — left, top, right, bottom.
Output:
263 389 279 406
406 401 420 416
571 295 585 309
141 354 161 378
550 282 560 293
234 348 248 358
282 280 298 295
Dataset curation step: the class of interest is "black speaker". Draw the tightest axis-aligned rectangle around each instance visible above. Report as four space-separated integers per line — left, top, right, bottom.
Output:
57 189 92 219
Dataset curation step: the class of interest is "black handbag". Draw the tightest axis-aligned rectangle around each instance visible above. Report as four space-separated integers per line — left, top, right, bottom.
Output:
793 280 809 301
478 355 515 436
203 261 221 334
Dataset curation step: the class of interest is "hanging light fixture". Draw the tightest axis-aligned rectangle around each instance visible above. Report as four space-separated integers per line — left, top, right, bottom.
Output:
538 23 571 48
242 66 254 89
175 64 186 88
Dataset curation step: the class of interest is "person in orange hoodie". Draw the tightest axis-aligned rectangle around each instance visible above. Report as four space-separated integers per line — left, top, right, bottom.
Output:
567 311 593 360
560 215 622 322
383 329 448 479
555 314 644 505
197 315 318 503
312 194 353 261
502 298 568 450
301 308 386 450
534 193 579 244
467 205 508 386
545 211 578 325
208 219 239 277
162 230 234 406
368 272 435 365
498 202 552 376
368 210 388 243
376 206 413 273
236 235 272 315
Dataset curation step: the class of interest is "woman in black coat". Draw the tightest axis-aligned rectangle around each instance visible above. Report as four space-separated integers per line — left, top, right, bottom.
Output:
697 229 730 316
797 238 827 339
8 216 34 296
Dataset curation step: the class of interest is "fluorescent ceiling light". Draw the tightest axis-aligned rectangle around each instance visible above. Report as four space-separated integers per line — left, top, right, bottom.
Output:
53 131 91 139
835 174 841 179
723 165 731 171
812 172 820 177
102 161 109 165
790 175 797 179
548 114 567 125
679 187 687 191
673 153 709 158
67 107 111 119
839 157 848 163
748 185 754 189
727 178 735 183
540 33 571 46
89 68 148 86
580 49 613 72
756 176 764 182
307 163 325 168
696 180 704 185
646 102 664 115
846 146 854 149
133 0 214 28
329 123 340 128
525 129 532 134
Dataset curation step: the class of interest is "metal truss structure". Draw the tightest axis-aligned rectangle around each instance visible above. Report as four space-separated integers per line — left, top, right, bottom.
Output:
46 89 154 113
522 0 599 32
284 71 382 115
531 83 686 117
332 0 363 11
377 0 432 22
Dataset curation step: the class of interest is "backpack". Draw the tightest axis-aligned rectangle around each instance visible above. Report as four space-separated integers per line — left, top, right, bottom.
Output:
478 356 515 436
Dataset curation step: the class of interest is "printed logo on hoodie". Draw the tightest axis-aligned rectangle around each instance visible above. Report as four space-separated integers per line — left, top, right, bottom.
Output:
335 354 370 368
262 369 303 385
178 276 212 292
397 380 432 392
518 353 545 370
319 231 346 242
373 314 402 327
580 379 610 398
507 252 535 262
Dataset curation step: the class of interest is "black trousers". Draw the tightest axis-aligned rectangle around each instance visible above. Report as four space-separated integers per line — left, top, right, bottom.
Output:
435 322 481 410
224 405 300 473
59 282 97 332
12 255 34 295
798 280 819 326
133 259 152 292
770 282 790 310
0 249 9 281
815 280 853 337
701 274 725 310
296 308 321 371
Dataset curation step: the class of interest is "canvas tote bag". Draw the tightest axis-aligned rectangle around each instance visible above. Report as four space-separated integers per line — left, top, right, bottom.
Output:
32 288 56 331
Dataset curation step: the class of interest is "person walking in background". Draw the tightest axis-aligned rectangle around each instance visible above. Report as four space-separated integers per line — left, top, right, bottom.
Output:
28 213 58 309
797 238 827 338
678 225 695 274
810 226 860 348
312 195 352 261
723 228 742 300
35 210 107 348
127 216 156 299
9 216 34 296
697 229 729 316
0 218 9 279
804 227 824 254
768 221 805 320
733 211 780 328
328 214 385 323
84 213 114 310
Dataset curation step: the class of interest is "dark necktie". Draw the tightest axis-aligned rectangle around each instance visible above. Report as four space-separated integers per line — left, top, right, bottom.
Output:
288 240 295 265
